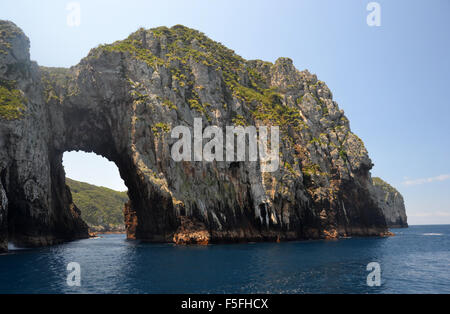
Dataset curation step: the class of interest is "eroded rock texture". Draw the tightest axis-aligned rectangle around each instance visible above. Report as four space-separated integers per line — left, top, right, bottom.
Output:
0 21 88 252
0 21 406 252
370 177 408 228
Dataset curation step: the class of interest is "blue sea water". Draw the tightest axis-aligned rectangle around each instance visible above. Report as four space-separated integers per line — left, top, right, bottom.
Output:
0 225 449 294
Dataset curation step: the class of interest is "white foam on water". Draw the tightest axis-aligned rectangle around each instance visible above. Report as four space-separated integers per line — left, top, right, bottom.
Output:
422 233 443 236
7 242 26 250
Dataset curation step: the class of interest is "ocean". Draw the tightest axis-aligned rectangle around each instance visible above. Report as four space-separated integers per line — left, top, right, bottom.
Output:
0 225 449 294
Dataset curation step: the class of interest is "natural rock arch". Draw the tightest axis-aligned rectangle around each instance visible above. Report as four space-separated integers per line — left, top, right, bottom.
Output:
0 21 396 252
46 66 180 243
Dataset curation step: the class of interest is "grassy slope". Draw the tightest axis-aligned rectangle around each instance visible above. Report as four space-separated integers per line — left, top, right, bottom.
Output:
66 178 128 230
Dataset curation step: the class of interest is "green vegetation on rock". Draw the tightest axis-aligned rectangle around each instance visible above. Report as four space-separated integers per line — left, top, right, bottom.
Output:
93 38 165 68
66 178 128 231
162 98 176 110
301 163 327 179
0 20 26 55
232 114 247 127
0 79 25 120
151 122 171 135
372 177 398 194
40 67 79 103
85 25 312 143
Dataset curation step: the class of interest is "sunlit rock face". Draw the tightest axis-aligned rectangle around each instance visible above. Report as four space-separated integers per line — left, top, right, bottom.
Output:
0 21 402 251
370 177 408 228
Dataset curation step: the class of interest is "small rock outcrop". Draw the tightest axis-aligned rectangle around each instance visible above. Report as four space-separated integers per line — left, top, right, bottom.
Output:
0 21 405 252
370 177 408 228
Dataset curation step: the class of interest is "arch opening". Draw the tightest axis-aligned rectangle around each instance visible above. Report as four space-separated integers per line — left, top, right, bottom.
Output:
62 151 128 235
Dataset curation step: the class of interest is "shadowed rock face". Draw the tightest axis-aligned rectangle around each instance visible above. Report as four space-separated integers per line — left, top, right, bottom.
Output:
0 21 402 252
0 21 88 252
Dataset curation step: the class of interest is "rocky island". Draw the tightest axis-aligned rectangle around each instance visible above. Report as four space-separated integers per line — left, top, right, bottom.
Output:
0 20 406 252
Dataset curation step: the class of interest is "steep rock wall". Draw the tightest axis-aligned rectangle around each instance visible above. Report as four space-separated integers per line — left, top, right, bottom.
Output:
0 21 88 252
370 177 408 228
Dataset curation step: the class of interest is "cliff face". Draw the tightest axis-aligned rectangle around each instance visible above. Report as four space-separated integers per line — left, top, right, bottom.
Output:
0 21 88 252
370 177 408 228
0 21 402 251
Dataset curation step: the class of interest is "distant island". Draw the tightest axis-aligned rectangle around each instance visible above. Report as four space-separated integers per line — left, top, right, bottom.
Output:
66 178 128 234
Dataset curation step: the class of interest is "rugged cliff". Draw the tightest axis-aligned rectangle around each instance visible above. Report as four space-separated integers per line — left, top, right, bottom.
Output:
370 177 408 228
1 21 404 252
0 21 88 252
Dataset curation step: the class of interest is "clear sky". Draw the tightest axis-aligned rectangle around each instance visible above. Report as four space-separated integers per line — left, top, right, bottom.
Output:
1 0 449 224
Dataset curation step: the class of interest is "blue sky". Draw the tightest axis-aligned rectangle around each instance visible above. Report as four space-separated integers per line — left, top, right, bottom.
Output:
1 0 449 224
